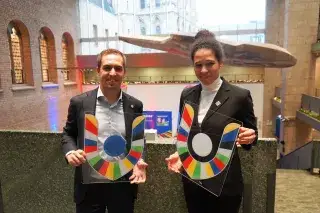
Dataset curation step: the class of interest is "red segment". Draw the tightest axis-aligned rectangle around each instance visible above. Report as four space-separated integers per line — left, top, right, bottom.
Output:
213 158 225 171
177 133 187 142
85 118 98 135
99 161 109 176
129 150 142 159
182 107 192 127
84 146 97 153
182 155 193 169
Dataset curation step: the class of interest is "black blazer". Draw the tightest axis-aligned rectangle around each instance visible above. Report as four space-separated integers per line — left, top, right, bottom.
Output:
61 88 143 203
179 78 257 196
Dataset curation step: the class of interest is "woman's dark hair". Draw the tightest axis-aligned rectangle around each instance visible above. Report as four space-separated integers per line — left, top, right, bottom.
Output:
194 29 216 40
191 29 224 63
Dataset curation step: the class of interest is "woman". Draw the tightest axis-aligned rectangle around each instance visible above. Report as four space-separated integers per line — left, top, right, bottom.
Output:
165 30 257 213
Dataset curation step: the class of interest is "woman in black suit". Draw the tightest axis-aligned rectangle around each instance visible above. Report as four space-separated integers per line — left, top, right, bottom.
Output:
165 30 258 213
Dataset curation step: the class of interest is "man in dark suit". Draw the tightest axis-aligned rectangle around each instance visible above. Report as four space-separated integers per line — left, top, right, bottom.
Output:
62 48 147 213
166 30 257 213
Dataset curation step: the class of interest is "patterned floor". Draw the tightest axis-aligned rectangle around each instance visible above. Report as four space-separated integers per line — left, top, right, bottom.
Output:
275 169 320 213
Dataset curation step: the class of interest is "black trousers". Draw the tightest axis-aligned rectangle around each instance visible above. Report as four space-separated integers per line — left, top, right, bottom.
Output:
76 183 135 213
183 177 242 213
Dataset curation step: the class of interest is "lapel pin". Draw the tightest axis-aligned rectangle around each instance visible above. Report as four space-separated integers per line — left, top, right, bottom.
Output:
130 104 134 108
215 101 221 106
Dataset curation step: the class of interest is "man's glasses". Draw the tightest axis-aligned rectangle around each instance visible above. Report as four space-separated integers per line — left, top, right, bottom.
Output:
194 61 215 71
102 65 124 72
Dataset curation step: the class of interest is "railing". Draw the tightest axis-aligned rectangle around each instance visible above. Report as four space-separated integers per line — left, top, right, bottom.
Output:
296 94 320 132
277 140 314 169
82 72 264 85
300 94 320 114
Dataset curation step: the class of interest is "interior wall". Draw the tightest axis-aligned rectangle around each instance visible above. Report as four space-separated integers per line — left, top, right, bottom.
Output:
124 83 264 137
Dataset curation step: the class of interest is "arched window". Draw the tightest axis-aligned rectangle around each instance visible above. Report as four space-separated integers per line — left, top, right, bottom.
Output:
39 33 49 82
154 16 161 34
140 19 147 35
39 27 57 83
177 17 180 31
155 0 161 7
7 20 33 85
9 27 23 83
156 25 161 34
141 27 146 35
140 0 145 9
62 32 75 82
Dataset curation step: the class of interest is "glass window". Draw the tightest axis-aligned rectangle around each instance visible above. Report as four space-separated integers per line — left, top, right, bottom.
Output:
141 27 146 35
89 0 102 8
156 0 161 7
8 26 24 84
39 33 49 82
156 25 161 34
140 0 145 9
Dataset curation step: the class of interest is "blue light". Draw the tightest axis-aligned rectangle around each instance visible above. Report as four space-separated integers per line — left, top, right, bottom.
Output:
47 96 58 132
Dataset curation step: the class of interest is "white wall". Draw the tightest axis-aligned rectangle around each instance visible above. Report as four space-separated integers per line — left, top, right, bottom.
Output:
126 83 264 137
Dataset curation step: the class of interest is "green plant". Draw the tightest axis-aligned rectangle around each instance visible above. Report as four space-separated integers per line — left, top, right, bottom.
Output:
299 108 320 121
273 96 281 103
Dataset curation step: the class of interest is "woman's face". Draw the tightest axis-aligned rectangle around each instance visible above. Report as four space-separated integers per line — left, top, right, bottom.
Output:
193 48 222 86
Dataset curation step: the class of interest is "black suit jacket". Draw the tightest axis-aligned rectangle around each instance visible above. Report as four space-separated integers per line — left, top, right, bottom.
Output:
179 78 257 196
61 88 143 203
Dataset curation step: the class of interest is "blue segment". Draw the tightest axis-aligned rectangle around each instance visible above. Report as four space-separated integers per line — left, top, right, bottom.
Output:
209 160 220 174
127 155 139 165
85 138 97 146
221 129 239 143
103 135 126 157
132 121 145 136
177 127 189 137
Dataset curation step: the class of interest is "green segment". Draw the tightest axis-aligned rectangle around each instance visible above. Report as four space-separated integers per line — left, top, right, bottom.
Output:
216 153 230 165
131 146 143 152
192 161 201 179
113 162 121 179
177 147 188 155
88 155 101 166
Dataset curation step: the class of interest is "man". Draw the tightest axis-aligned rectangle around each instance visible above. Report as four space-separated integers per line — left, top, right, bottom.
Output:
62 49 147 213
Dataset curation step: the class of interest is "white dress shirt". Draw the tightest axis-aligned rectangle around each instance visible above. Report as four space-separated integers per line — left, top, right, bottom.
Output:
198 77 223 125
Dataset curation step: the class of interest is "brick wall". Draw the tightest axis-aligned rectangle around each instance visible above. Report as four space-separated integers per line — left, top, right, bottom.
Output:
0 0 81 131
263 0 285 138
264 0 320 153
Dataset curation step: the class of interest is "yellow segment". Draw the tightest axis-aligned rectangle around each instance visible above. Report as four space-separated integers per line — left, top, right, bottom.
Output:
205 162 214 177
123 158 133 170
132 116 145 129
185 104 195 119
224 123 241 134
85 114 98 128
105 162 114 180
186 159 197 176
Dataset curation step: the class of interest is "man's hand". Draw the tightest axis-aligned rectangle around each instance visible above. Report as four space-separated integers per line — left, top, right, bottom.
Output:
236 127 256 145
129 159 148 184
165 152 183 173
66 149 87 167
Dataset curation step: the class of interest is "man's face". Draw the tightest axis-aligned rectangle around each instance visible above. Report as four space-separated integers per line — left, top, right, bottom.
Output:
97 54 125 90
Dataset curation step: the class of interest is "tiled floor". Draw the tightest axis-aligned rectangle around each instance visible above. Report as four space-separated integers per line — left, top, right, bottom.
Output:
275 169 320 213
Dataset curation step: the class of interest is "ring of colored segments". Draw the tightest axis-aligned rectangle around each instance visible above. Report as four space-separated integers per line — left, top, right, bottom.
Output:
84 114 145 181
176 103 240 180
